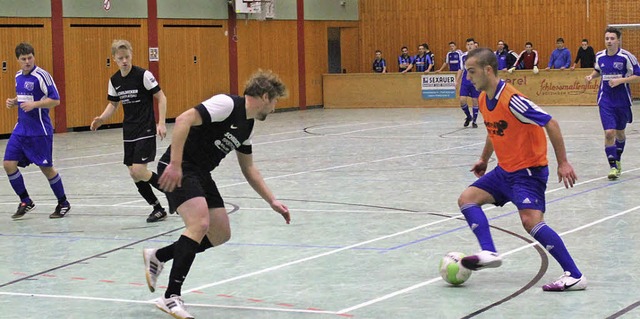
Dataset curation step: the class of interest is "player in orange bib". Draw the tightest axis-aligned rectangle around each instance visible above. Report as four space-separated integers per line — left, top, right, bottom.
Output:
456 48 586 291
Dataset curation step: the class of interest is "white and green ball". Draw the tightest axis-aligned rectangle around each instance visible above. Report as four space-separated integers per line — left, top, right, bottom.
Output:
439 252 472 285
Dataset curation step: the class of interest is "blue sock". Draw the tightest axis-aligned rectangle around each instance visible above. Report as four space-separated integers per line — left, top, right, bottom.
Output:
48 173 68 205
472 106 479 122
615 139 625 160
461 203 496 252
8 170 31 203
605 145 617 167
461 104 471 119
530 222 582 278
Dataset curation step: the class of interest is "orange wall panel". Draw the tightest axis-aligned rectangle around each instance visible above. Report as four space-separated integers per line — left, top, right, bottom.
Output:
0 18 53 135
235 20 298 109
158 19 230 118
63 18 148 128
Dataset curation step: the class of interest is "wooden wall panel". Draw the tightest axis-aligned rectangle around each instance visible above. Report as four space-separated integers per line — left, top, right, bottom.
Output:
359 0 607 78
304 21 327 107
607 0 640 98
0 18 53 135
63 18 147 128
304 21 359 107
235 20 299 109
158 19 229 118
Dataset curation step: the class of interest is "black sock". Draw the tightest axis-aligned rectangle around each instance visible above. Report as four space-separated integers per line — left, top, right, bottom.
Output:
135 180 159 206
156 243 175 262
165 235 200 298
197 235 214 253
156 235 213 263
148 172 164 193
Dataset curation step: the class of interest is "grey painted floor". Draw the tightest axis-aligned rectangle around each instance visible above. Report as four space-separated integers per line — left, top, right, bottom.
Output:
1 106 639 319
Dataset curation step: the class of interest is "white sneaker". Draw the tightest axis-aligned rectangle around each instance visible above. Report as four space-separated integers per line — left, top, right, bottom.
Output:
542 271 587 291
461 250 503 270
156 295 194 319
143 248 164 292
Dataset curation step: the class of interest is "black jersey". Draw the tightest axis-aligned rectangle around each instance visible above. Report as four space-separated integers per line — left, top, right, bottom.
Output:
107 65 161 141
162 94 254 173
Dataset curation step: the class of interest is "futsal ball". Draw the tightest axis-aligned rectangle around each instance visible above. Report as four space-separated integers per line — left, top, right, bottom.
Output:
439 252 472 285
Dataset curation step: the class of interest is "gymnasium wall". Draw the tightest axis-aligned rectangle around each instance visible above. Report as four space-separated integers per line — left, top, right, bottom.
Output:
2 0 639 135
0 17 53 135
0 0 357 134
358 0 609 75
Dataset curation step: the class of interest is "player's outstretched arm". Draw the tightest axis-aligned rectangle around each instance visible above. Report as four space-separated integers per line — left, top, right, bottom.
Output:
585 70 600 83
236 151 290 224
544 118 577 188
91 102 118 131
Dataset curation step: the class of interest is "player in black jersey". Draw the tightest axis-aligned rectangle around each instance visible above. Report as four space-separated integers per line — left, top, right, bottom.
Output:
90 40 168 223
142 70 290 319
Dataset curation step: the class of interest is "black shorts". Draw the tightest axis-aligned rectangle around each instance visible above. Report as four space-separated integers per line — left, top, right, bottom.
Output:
123 137 156 166
157 161 225 213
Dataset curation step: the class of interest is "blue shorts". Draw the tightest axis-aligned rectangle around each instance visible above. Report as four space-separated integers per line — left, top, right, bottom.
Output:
3 134 54 168
460 81 480 98
599 105 632 130
471 165 548 212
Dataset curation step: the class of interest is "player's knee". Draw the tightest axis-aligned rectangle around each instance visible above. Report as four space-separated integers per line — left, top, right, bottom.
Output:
519 214 541 233
128 166 148 180
457 192 473 208
604 130 616 141
3 161 17 174
219 228 231 244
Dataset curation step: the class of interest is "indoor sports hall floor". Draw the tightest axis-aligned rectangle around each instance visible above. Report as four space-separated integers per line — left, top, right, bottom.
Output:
1 105 639 319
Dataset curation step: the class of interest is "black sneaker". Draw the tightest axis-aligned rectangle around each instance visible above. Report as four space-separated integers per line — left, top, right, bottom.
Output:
50 202 71 219
472 122 478 128
147 208 167 223
463 117 472 127
12 201 35 219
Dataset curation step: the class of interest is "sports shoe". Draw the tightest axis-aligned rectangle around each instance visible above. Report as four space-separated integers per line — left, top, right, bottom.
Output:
607 166 620 180
472 122 478 128
156 295 194 319
542 271 587 291
49 202 71 219
463 117 472 127
12 201 35 219
147 208 167 223
616 160 622 175
461 250 503 271
143 248 164 293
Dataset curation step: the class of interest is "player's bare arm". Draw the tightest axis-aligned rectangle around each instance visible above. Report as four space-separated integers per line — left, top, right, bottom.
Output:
544 118 577 188
471 136 494 178
5 97 18 109
154 90 168 140
585 70 600 83
158 108 202 192
609 74 640 88
20 97 59 112
91 101 119 131
236 151 290 224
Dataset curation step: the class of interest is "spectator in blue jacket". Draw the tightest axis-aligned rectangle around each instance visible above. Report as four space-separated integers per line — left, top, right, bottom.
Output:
545 38 572 70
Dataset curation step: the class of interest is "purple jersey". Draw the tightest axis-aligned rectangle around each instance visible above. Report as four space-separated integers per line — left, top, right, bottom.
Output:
460 52 473 86
13 66 59 136
594 48 640 108
446 50 463 71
